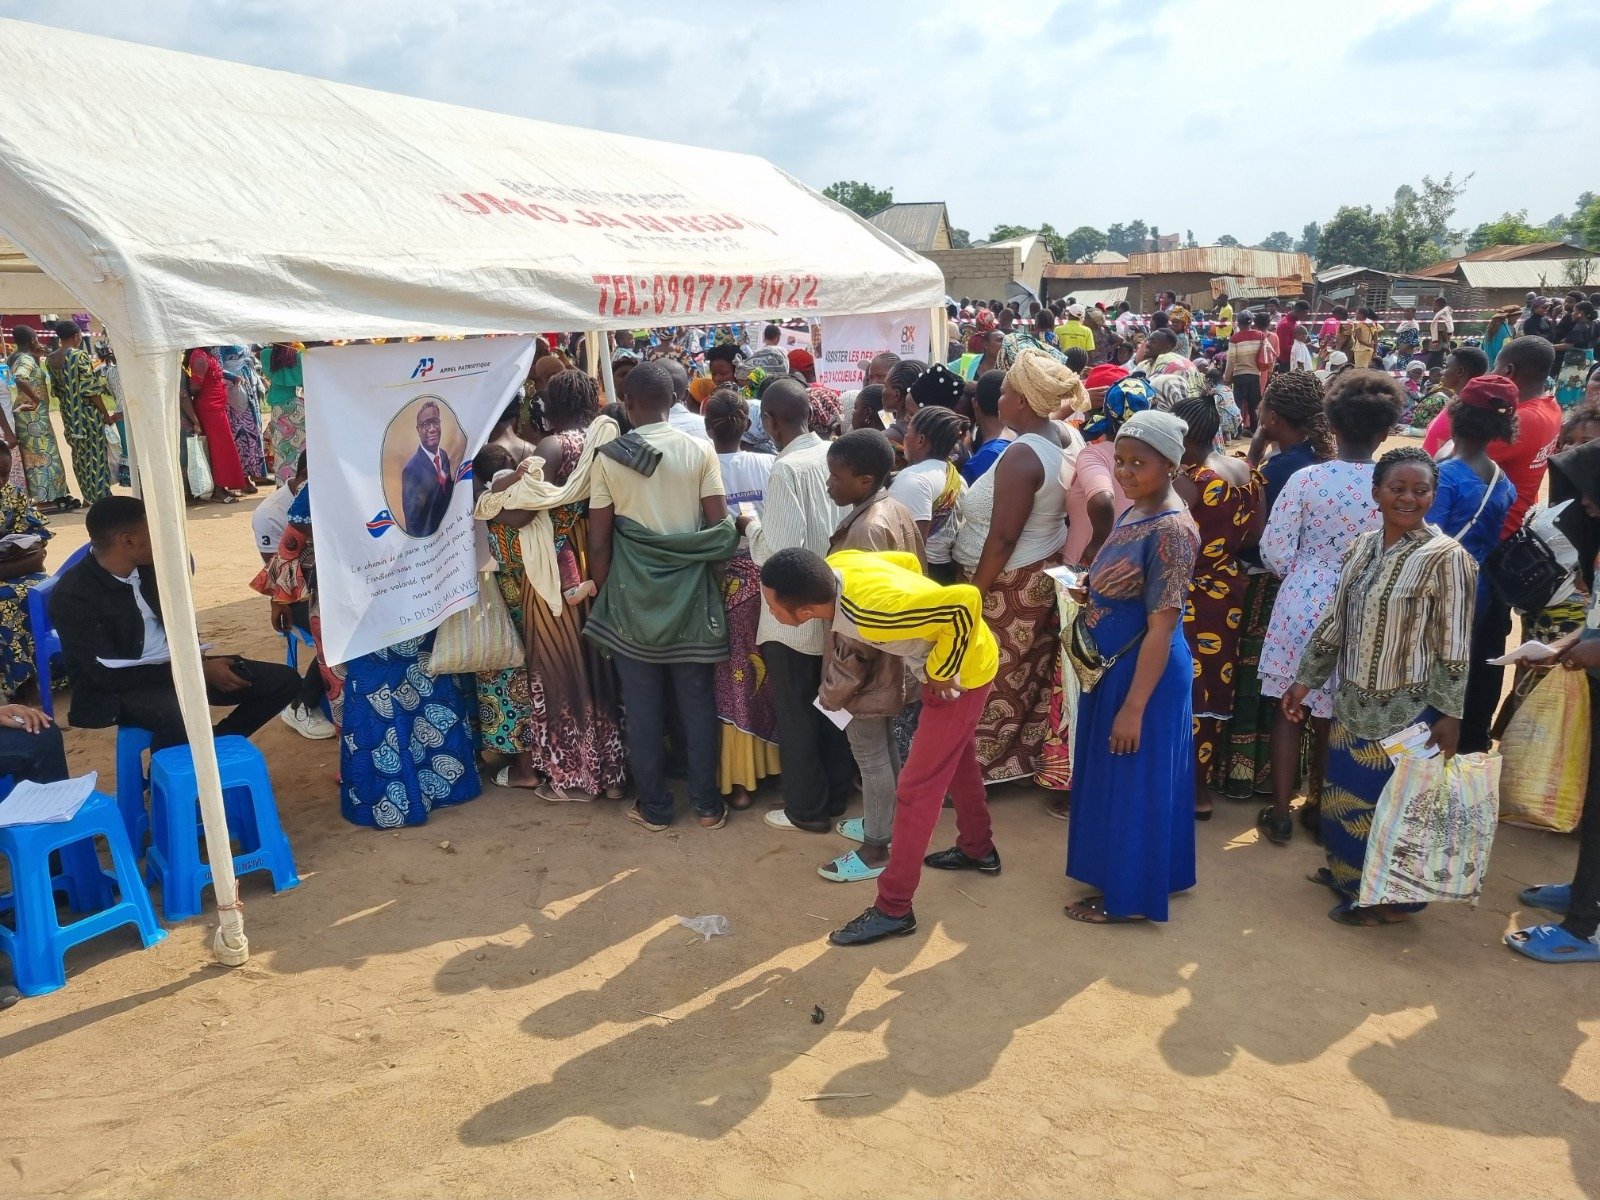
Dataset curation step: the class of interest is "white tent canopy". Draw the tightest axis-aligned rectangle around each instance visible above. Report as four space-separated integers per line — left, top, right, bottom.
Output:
0 18 943 966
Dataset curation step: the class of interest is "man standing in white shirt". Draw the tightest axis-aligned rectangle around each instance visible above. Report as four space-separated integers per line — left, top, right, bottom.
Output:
739 378 852 833
662 359 710 441
1427 296 1455 369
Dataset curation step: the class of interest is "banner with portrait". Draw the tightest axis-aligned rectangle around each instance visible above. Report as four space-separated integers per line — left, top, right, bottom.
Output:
817 309 929 390
303 336 536 665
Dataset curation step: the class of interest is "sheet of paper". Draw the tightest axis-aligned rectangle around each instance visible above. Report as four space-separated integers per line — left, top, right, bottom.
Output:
0 532 43 553
1487 640 1558 667
813 696 852 730
1044 565 1084 589
1379 722 1439 765
0 771 98 827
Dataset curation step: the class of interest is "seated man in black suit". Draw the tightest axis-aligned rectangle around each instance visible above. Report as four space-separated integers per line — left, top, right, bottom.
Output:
399 400 454 537
49 497 300 750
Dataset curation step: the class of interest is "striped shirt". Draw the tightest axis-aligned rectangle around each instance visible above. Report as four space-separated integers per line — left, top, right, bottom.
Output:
827 549 998 688
1296 527 1477 738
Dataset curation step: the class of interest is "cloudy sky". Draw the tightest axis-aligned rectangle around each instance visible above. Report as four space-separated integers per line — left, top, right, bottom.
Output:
5 0 1593 245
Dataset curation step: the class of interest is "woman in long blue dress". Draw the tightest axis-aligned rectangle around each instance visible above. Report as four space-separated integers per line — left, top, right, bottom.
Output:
253 484 481 828
1067 411 1200 923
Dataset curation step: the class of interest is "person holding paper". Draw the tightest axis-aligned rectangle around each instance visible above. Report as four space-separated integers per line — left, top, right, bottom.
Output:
738 379 851 836
759 545 999 947
0 440 53 700
49 496 299 750
1283 447 1477 929
815 430 923 883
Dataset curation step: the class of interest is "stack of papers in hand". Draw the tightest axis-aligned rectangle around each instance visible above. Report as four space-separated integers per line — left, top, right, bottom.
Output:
0 772 98 827
1380 723 1439 765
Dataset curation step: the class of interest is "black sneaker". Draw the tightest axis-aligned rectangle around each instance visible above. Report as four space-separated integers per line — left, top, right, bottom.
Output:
924 845 1002 874
829 906 917 946
0 984 19 1011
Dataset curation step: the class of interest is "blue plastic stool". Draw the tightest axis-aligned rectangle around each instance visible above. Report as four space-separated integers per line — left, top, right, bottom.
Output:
0 790 166 995
145 736 299 921
115 726 155 858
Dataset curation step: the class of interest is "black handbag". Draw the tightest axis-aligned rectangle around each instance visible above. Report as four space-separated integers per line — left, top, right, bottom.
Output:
1483 524 1568 615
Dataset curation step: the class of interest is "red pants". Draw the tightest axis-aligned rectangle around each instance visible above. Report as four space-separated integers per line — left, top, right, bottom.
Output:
875 682 994 919
195 398 247 490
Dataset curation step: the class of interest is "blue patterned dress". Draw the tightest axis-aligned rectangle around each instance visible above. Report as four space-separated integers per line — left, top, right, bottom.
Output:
1068 508 1200 921
0 485 50 697
253 484 481 828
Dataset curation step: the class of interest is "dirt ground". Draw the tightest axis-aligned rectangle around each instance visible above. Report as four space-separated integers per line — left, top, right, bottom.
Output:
4 475 1600 1200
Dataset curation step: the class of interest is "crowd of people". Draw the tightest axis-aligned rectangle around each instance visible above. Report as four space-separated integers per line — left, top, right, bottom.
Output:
239 307 1600 957
2 297 1600 1008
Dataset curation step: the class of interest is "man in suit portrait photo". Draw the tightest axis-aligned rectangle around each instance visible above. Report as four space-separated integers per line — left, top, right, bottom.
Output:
399 399 454 537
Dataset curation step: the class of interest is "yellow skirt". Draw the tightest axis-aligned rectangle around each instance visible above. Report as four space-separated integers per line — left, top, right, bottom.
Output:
719 725 780 794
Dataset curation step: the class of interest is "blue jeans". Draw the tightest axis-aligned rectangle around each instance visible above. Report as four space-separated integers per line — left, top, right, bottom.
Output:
611 654 720 825
0 721 69 784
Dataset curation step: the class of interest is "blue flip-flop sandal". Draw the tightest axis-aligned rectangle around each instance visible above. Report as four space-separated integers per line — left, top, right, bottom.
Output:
1505 923 1600 963
818 850 884 883
1519 883 1572 915
835 818 865 844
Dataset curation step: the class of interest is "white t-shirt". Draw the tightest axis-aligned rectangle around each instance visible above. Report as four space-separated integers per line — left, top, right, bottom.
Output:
1289 340 1315 372
888 458 955 522
717 449 775 519
251 484 297 555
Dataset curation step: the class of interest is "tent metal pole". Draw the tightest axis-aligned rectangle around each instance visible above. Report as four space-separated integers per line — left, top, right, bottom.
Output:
596 330 617 405
111 337 248 966
929 306 943 365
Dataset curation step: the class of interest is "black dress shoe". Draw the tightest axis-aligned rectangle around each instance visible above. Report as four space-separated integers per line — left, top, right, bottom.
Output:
0 984 19 1010
924 845 1002 874
829 906 917 946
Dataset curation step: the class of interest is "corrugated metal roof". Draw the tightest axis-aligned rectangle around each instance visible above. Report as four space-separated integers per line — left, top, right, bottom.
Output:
1129 247 1311 279
1418 241 1594 277
1459 258 1600 289
866 202 949 251
1085 249 1129 264
1215 276 1303 300
1043 260 1135 279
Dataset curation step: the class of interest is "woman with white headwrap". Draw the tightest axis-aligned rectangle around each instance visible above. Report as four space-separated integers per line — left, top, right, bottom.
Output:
950 348 1082 788
1066 409 1200 924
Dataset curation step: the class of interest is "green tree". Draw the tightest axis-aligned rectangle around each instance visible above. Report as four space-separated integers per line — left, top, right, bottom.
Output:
1259 230 1294 252
822 180 894 218
949 226 971 249
1064 225 1107 262
1386 173 1471 270
1216 234 1242 247
1571 197 1600 249
988 223 1034 244
1316 205 1397 271
1466 210 1550 252
1106 220 1149 256
1296 221 1320 257
1184 228 1197 248
987 223 1070 262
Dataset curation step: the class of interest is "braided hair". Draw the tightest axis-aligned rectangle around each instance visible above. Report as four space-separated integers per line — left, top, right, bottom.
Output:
1171 396 1220 449
1373 445 1438 486
703 389 750 444
1262 370 1334 460
544 368 600 429
908 404 968 461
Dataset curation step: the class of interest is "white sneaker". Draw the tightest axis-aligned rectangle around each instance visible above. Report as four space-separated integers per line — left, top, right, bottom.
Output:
280 703 336 740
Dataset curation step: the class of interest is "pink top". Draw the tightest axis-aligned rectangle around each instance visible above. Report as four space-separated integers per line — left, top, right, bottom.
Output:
1422 409 1450 456
1064 440 1131 567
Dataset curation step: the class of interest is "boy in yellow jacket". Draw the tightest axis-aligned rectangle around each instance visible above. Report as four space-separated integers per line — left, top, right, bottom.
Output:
760 546 1000 946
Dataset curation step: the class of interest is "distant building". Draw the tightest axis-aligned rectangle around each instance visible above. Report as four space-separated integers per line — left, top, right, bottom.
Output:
1042 246 1312 312
1414 242 1598 312
867 203 1052 304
